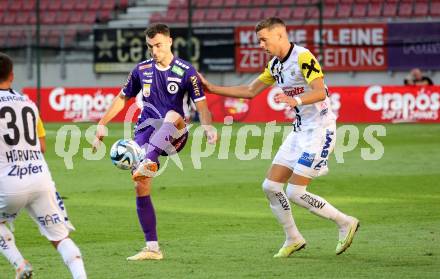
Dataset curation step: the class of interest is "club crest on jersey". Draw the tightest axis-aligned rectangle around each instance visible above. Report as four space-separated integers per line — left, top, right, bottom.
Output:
143 84 151 97
167 82 179 94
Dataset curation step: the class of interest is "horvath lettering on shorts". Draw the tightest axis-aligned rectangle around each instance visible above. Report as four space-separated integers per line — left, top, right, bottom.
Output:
300 193 326 209
275 192 290 210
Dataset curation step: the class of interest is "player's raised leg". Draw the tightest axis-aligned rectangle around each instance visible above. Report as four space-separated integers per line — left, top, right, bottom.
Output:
286 174 359 255
132 110 185 181
127 178 163 261
264 164 306 258
0 222 33 279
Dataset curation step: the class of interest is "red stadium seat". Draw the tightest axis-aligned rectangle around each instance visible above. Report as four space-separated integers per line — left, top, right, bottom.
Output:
102 0 117 10
9 0 22 12
169 0 186 9
196 0 209 8
16 12 30 25
89 1 102 10
42 11 57 24
56 11 70 24
150 12 163 22
210 0 223 7
69 11 83 24
355 0 369 3
119 0 130 9
83 11 97 24
163 9 177 22
382 2 398 17
205 9 220 21
324 0 339 4
177 10 188 22
323 4 337 19
414 2 428 17
99 10 113 21
238 0 252 6
263 7 278 18
352 3 367 17
234 8 248 21
219 9 234 21
398 3 413 17
367 3 382 17
281 0 295 5
248 8 263 21
192 9 205 22
267 0 281 6
48 0 62 11
224 0 237 7
75 0 89 11
308 8 319 19
337 4 351 17
0 1 8 11
292 7 306 20
253 0 267 5
23 0 36 11
61 1 75 11
431 2 440 17
278 8 292 20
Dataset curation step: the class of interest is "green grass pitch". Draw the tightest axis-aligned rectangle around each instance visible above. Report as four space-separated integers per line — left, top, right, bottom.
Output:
1 123 439 278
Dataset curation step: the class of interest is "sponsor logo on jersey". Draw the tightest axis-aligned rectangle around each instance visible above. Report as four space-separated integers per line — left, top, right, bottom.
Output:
167 82 179 94
143 71 153 77
7 163 44 179
190 75 201 97
167 77 182 83
298 152 315 167
300 193 326 209
38 214 62 227
171 65 184 77
301 58 320 78
282 87 305 96
0 95 27 103
142 79 152 84
139 64 152 70
143 84 151 97
175 59 190 70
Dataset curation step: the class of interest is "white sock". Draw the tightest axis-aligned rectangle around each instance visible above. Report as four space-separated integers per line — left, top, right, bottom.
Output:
0 223 25 269
286 184 349 227
146 241 159 252
57 238 87 279
262 179 303 246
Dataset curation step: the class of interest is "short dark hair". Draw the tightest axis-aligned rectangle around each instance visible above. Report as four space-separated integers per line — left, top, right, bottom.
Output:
0 52 13 83
255 17 286 33
144 23 171 38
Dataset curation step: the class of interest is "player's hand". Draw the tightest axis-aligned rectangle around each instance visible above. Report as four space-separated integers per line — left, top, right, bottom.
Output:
92 124 106 154
274 93 297 107
203 125 217 144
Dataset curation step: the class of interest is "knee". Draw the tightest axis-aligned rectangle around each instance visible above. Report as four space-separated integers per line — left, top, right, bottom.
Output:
135 179 151 196
262 179 284 194
286 184 306 201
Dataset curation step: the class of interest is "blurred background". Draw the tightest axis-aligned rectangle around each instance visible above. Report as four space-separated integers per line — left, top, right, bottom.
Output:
1 0 439 123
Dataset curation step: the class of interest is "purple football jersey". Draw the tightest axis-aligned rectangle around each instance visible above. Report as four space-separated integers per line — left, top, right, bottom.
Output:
121 57 205 127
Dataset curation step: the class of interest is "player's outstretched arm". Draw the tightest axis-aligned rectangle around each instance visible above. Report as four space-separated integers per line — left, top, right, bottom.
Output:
92 92 128 152
275 77 326 107
195 99 217 144
199 73 268 99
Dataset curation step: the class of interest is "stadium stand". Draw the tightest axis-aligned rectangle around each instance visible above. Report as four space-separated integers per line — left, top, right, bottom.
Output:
1 0 439 49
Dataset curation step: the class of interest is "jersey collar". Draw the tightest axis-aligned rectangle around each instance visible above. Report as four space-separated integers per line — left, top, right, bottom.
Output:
280 43 294 64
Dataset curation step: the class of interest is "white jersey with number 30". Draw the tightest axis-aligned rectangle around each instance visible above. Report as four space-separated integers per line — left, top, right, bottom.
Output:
0 89 52 194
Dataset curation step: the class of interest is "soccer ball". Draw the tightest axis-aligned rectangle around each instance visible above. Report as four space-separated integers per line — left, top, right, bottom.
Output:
110 139 143 170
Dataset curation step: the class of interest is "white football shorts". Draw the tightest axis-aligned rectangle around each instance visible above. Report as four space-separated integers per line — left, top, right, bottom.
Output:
0 184 71 241
272 123 337 178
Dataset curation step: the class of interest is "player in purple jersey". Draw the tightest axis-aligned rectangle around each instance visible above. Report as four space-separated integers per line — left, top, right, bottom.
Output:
92 24 217 261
